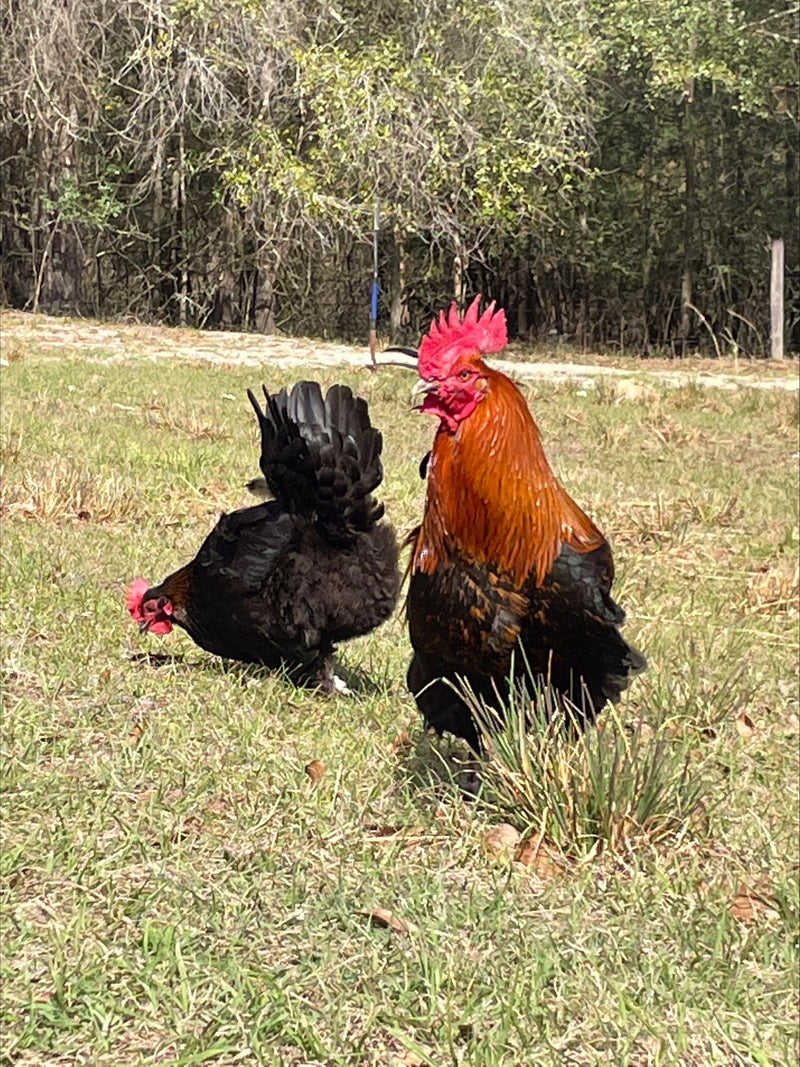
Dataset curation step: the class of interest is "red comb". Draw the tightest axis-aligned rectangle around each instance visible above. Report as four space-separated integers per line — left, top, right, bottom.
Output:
126 578 150 622
418 294 508 378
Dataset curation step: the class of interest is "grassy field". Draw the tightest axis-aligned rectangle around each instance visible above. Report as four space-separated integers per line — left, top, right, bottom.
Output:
1 322 798 1065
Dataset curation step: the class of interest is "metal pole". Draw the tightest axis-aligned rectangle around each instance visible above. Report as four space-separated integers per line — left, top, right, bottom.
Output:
770 237 784 359
369 200 380 366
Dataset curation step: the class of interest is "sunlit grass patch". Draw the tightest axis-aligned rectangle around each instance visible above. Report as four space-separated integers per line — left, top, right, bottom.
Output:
0 458 140 525
0 321 797 1066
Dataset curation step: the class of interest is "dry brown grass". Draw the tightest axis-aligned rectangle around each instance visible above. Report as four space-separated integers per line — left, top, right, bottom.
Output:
0 459 139 525
747 557 800 616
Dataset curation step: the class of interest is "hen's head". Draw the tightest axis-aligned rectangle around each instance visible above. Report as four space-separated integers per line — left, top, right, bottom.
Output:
126 578 174 635
415 295 507 432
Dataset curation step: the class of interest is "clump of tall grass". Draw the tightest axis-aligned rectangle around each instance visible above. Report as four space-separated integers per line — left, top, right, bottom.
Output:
457 672 712 861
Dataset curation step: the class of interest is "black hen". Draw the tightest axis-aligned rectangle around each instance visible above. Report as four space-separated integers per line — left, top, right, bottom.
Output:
127 381 400 690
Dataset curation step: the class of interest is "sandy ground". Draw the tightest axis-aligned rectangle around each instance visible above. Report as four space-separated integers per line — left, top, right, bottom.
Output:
1 310 798 391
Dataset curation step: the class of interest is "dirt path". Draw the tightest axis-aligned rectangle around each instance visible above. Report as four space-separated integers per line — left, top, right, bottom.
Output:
1 310 798 391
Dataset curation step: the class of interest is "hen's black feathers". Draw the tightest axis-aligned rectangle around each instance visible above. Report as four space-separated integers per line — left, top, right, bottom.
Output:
142 381 399 688
247 382 385 543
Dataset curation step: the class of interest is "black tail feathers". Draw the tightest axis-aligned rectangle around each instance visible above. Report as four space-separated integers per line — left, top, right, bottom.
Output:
247 381 386 542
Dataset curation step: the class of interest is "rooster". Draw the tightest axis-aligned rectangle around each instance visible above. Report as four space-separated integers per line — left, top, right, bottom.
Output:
405 296 646 751
126 381 400 690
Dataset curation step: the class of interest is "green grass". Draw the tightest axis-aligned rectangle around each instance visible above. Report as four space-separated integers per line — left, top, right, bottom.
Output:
1 322 798 1065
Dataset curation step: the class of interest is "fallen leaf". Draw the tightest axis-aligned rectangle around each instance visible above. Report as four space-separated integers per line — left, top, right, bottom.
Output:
128 720 145 746
304 759 326 784
98 666 112 685
484 823 521 859
515 833 567 878
394 1052 424 1067
729 881 780 923
735 710 756 740
366 907 418 934
390 730 414 756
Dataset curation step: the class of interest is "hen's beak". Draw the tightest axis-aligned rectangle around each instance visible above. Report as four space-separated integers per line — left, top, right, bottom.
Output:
139 619 152 633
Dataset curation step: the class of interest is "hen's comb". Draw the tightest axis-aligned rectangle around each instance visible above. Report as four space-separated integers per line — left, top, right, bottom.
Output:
126 578 150 621
417 294 508 378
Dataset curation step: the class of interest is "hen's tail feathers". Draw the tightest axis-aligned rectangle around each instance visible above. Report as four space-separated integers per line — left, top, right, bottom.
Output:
247 381 385 542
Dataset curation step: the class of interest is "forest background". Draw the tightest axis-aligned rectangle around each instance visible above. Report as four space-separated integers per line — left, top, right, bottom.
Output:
2 0 798 355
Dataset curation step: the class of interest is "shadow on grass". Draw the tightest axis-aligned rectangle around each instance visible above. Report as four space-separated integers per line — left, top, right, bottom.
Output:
127 650 388 696
128 651 188 668
394 728 485 804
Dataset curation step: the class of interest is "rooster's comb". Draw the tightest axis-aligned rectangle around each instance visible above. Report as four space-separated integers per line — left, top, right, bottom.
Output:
417 294 508 378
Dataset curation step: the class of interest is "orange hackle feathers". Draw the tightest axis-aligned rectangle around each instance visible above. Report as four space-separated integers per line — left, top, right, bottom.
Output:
412 354 604 588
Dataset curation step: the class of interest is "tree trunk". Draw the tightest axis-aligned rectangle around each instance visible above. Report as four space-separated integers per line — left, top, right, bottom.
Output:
176 128 188 327
252 243 276 333
215 203 237 328
641 139 654 354
151 145 165 317
389 225 407 340
786 137 799 352
516 256 529 339
33 112 82 313
680 79 696 354
453 236 465 305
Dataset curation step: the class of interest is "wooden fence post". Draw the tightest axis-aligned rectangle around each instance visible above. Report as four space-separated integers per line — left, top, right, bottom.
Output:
770 238 784 359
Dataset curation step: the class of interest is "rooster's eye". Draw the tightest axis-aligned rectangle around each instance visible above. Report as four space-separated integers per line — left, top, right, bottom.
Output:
458 369 471 381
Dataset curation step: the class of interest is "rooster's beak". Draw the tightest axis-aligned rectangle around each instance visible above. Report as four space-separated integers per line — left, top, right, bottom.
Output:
139 619 152 633
411 378 438 397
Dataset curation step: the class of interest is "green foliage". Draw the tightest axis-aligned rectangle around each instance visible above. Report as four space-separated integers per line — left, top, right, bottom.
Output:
213 0 596 241
1 0 796 346
42 172 123 229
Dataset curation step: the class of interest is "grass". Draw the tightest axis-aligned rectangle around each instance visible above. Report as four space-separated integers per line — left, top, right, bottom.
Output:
1 316 798 1065
465 680 713 861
